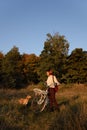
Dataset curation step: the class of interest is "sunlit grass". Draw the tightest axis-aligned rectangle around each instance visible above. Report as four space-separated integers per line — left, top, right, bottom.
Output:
0 84 87 130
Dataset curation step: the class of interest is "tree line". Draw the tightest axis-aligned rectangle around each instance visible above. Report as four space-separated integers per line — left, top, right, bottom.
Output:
0 33 87 89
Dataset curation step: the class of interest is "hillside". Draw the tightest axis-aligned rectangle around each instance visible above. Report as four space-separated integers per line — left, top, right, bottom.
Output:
0 84 87 130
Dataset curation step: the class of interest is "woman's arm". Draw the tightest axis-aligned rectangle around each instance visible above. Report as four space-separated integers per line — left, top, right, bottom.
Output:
54 76 60 85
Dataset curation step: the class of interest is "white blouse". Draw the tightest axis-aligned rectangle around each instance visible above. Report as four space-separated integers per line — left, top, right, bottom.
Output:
46 75 60 88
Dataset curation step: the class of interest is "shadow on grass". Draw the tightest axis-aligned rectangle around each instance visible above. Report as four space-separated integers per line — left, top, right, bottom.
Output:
0 118 23 130
58 95 79 109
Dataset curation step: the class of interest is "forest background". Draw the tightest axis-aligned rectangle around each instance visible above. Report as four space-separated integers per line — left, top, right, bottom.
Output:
0 33 87 89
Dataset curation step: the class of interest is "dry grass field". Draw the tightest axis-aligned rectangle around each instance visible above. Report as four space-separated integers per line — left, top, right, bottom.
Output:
0 84 87 130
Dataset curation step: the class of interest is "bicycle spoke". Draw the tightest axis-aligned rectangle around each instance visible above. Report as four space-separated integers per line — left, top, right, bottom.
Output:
31 88 48 113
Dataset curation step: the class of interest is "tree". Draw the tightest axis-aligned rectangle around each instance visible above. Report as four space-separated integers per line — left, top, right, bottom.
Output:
62 48 87 83
0 52 4 86
38 33 69 81
2 46 22 88
21 53 40 84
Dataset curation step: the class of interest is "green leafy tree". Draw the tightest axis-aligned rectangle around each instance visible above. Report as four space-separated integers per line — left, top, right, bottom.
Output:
62 48 87 83
2 46 22 88
38 33 69 81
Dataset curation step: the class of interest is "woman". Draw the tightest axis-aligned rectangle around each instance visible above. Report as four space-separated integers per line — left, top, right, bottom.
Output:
46 69 60 112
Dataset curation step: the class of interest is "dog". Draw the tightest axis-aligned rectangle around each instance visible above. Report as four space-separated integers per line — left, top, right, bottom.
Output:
18 95 31 105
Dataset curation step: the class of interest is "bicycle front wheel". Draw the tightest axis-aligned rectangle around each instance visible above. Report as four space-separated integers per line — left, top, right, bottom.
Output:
31 95 46 113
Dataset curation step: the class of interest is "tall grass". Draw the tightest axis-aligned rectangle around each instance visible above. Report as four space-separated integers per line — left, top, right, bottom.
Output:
49 102 87 130
0 84 87 130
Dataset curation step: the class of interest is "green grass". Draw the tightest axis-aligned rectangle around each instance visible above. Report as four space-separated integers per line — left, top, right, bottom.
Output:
0 84 87 130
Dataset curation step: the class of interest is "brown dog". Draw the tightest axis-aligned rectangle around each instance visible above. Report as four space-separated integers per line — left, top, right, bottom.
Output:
18 95 31 105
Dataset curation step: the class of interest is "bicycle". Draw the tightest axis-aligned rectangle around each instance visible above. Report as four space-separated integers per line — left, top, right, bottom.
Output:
31 88 49 113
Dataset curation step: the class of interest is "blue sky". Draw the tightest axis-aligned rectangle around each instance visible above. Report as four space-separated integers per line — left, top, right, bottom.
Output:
0 0 87 56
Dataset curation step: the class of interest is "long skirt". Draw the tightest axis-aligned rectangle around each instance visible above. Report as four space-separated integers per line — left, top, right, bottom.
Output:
48 88 58 109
